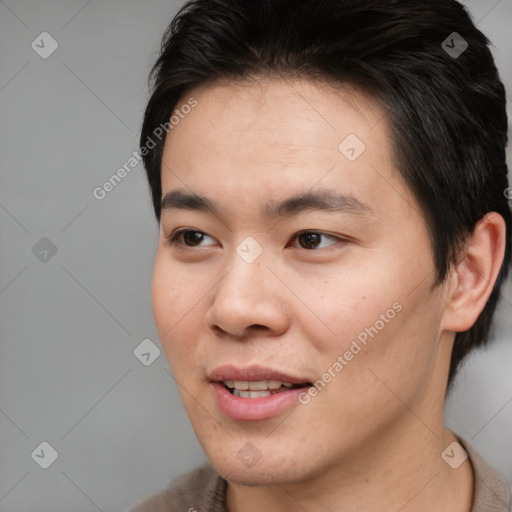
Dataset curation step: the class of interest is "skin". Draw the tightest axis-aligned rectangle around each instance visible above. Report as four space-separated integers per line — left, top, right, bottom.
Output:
151 77 506 511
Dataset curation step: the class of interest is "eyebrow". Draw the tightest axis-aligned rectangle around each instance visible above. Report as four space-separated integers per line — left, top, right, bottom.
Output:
160 189 372 218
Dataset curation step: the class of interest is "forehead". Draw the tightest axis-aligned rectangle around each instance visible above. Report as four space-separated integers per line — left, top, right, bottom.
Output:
165 77 387 156
160 77 409 217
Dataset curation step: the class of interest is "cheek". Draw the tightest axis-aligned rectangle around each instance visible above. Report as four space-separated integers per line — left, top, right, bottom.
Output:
151 252 206 363
152 251 205 327
302 249 440 384
151 255 178 333
321 283 444 417
297 260 406 353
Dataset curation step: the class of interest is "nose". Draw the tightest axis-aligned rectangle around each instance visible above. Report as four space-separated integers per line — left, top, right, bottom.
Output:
204 252 291 340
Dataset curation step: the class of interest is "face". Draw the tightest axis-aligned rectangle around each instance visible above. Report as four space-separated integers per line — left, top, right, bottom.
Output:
152 77 452 485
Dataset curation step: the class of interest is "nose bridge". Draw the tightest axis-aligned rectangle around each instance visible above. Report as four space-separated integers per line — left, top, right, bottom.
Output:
217 233 270 294
218 245 270 306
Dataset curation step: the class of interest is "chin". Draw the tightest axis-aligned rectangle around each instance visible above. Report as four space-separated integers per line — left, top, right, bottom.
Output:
204 442 324 487
220 467 280 486
215 461 303 486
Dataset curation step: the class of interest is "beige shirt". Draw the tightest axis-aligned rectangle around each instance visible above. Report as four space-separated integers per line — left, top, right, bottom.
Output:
127 437 511 512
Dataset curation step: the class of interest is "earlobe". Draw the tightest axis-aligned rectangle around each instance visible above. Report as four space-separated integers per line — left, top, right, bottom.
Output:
442 212 506 333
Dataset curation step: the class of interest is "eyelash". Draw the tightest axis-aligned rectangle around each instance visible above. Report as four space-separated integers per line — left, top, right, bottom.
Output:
165 229 344 251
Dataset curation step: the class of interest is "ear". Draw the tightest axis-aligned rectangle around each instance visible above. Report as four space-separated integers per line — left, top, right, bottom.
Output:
442 212 507 333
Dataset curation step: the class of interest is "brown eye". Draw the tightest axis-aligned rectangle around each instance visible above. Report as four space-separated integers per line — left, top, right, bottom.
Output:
292 231 339 250
182 230 205 246
168 229 216 248
298 232 322 249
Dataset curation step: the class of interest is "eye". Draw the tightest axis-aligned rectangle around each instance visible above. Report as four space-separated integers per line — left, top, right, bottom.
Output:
290 231 340 250
167 229 342 250
167 229 217 247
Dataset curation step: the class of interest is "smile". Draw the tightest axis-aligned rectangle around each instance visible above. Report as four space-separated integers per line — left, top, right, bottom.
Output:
208 366 313 421
222 380 300 398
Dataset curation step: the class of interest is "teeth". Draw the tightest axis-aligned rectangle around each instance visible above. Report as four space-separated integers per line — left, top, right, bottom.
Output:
223 379 296 392
233 389 271 398
249 380 282 390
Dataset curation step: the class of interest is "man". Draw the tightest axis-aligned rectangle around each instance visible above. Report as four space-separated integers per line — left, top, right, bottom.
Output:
128 0 511 510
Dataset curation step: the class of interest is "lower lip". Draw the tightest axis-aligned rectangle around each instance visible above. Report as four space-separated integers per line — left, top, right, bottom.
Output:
211 382 309 421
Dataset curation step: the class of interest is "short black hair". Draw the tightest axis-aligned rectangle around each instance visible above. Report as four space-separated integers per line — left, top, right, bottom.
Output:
140 0 511 386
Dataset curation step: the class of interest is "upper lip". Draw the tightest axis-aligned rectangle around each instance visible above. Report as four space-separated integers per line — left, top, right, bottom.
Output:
208 364 311 384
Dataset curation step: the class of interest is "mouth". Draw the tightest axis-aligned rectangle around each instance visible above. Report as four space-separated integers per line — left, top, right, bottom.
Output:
208 365 313 421
208 365 312 393
221 379 307 398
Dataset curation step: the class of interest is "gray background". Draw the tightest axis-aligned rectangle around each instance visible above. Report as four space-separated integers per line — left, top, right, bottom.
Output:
0 1 510 510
